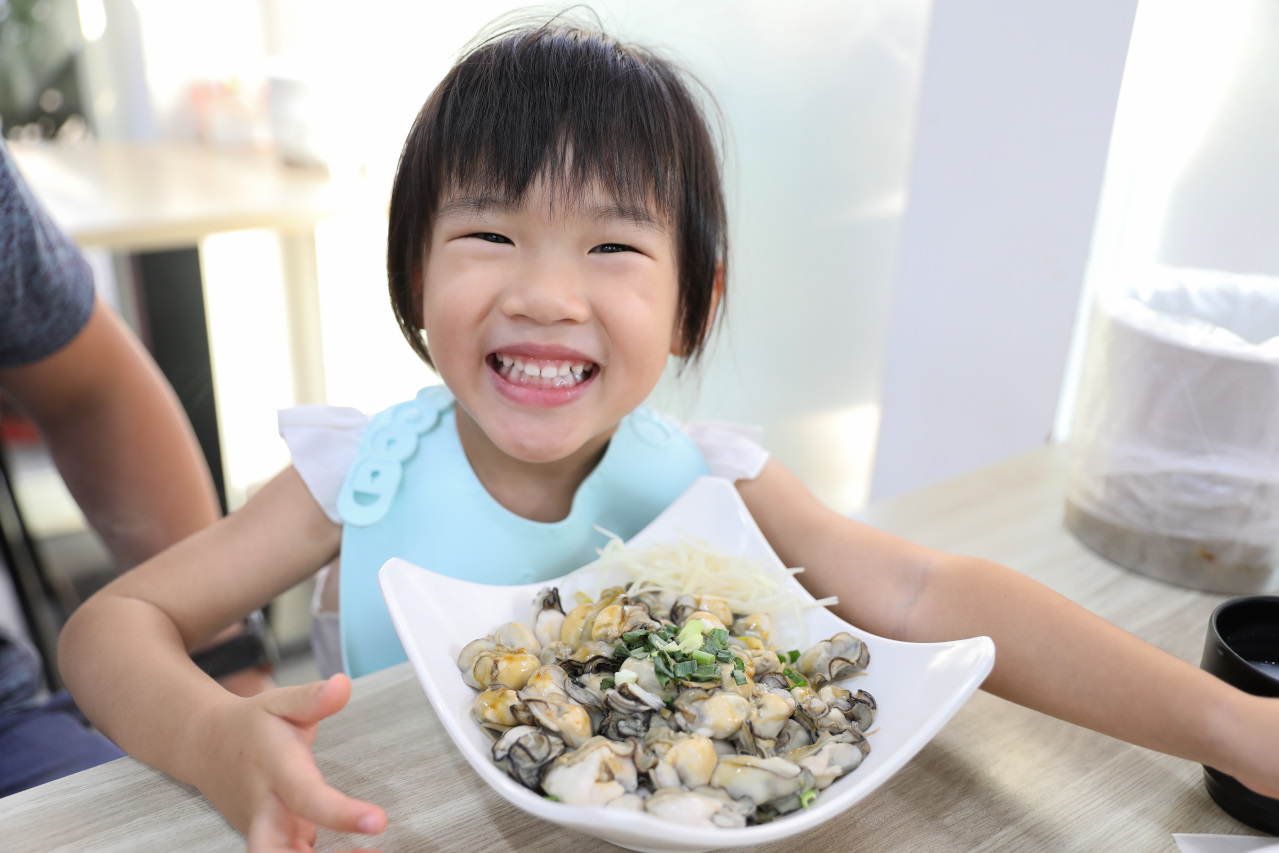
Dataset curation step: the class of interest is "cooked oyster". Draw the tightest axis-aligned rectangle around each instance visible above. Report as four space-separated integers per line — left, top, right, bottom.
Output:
473 686 535 731
490 621 540 655
731 612 773 643
456 639 541 691
670 594 733 628
773 717 814 753
590 600 661 644
492 724 565 791
518 665 594 748
540 736 640 806
560 587 628 649
784 730 870 788
630 588 677 622
641 726 718 790
792 683 877 737
538 640 573 666
741 647 783 679
558 640 621 677
821 684 876 733
671 687 751 740
796 632 870 687
709 754 815 810
739 684 798 754
531 587 566 649
619 657 676 701
643 786 755 828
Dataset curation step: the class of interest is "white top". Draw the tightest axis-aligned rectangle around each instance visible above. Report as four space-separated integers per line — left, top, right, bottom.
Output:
277 401 770 677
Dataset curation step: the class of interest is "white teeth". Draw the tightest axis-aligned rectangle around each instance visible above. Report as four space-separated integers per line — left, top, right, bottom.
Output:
493 353 594 388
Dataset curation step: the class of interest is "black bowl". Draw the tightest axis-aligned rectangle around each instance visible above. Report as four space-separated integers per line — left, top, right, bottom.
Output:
1199 595 1279 835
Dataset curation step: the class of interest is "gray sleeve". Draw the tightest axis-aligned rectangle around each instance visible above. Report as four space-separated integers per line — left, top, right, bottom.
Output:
0 140 96 368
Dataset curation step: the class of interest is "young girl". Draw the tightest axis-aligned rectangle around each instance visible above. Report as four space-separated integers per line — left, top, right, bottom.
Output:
59 16 1279 853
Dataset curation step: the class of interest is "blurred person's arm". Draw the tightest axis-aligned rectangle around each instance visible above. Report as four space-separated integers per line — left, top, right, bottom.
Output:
0 295 220 569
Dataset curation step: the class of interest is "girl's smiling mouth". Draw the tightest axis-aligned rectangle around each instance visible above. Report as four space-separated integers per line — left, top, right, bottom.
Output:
488 352 598 389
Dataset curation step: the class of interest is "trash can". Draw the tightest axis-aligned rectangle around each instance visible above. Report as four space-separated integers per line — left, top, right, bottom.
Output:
1064 265 1279 593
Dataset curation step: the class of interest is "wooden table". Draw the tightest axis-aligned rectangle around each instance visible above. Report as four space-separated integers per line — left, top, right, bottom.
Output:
0 445 1261 851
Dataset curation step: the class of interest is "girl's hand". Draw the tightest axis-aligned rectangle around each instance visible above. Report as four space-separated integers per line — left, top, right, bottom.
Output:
193 674 387 852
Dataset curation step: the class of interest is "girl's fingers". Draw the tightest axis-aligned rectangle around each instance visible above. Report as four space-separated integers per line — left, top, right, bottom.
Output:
264 674 353 727
296 817 318 849
246 793 308 853
249 788 384 852
275 767 386 838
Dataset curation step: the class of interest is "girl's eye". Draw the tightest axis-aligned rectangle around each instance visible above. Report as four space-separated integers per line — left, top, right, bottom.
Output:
469 232 512 244
590 243 637 254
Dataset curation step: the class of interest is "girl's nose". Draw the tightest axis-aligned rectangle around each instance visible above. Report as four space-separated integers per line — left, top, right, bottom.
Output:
500 256 591 325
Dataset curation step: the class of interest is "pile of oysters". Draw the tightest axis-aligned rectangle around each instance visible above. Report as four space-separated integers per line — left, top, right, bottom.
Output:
455 584 876 827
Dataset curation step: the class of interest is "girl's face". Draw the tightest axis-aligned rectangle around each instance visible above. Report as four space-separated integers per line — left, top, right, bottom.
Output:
421 178 681 477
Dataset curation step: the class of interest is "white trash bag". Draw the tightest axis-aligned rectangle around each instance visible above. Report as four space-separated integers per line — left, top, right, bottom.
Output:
1064 265 1279 593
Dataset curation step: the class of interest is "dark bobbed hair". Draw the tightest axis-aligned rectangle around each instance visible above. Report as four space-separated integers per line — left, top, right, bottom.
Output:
387 14 728 370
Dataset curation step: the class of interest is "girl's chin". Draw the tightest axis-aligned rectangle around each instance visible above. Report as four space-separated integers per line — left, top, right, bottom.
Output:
490 431 597 466
474 417 615 468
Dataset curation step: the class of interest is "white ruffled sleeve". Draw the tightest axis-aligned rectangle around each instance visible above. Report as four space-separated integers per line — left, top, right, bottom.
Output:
680 420 769 481
278 404 370 523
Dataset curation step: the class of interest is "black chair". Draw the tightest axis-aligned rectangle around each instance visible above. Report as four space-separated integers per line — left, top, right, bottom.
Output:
0 436 69 691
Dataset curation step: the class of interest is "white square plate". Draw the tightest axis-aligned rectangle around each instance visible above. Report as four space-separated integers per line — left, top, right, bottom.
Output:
380 476 994 853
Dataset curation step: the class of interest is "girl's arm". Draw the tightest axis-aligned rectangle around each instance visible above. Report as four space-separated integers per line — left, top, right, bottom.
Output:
57 466 387 848
736 458 1279 799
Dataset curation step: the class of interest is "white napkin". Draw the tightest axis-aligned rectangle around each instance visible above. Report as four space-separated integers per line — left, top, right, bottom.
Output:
1173 834 1279 853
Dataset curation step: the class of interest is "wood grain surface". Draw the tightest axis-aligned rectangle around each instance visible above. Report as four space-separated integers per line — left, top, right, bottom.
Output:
0 445 1262 852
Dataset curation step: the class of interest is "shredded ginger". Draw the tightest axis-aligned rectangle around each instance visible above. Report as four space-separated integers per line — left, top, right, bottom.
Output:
587 528 838 642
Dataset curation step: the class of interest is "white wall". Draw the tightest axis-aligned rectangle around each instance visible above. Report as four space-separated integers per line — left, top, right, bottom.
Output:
870 0 1139 501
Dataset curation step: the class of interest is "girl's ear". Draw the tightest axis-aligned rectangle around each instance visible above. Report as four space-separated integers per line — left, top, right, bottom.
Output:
670 261 724 357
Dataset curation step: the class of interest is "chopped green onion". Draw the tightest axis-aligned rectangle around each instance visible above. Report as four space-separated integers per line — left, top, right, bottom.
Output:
614 643 630 659
599 677 616 690
622 630 650 645
783 667 808 688
732 670 748 686
614 669 638 685
691 649 715 665
800 788 818 809
786 649 801 663
715 648 733 663
693 662 721 680
654 655 674 686
732 655 745 671
676 620 706 654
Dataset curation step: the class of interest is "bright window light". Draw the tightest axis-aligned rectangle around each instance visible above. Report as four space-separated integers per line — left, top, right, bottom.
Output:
77 0 106 42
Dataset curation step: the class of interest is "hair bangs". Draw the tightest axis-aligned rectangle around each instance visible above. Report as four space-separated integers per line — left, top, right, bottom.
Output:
431 25 684 226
